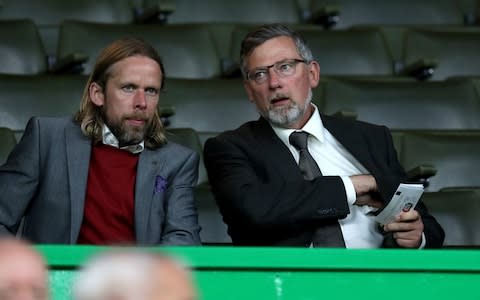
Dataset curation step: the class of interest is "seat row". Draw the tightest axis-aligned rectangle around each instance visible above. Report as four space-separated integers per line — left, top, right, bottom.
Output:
0 76 479 246
1 0 475 30
1 74 480 133
1 74 480 136
0 0 304 58
1 75 479 191
2 20 480 80
2 124 480 247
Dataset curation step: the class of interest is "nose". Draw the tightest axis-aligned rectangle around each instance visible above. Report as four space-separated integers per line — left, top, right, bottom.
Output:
134 90 147 110
267 67 281 89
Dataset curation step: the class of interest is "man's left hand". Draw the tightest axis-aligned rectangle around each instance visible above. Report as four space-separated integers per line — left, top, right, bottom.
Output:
383 210 424 248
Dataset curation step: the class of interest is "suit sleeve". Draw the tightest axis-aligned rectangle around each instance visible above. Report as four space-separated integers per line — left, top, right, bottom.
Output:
160 150 202 245
0 117 41 236
204 135 350 231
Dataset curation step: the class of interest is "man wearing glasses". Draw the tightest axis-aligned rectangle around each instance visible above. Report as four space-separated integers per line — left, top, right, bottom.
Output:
203 24 444 248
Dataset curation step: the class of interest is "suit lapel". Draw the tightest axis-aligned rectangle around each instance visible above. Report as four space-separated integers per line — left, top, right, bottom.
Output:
253 118 305 180
134 149 163 243
65 122 91 243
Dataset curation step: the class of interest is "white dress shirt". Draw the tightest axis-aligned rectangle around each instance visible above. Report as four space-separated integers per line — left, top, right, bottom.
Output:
102 125 144 154
271 105 383 248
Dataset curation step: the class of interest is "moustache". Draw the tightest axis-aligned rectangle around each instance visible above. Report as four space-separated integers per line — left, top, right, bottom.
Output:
123 113 148 122
269 93 292 105
269 93 289 102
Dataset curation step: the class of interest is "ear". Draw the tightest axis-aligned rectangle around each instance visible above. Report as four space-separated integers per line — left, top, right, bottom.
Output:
243 80 255 103
308 61 321 89
89 82 105 107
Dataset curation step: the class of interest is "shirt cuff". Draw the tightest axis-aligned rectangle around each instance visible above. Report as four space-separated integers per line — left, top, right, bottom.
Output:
341 176 356 206
418 232 426 249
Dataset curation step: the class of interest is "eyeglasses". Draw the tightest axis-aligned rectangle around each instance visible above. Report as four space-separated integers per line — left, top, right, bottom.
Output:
246 59 307 84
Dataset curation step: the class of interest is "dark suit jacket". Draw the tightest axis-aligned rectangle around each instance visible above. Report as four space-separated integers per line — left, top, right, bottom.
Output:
0 117 201 245
204 115 444 247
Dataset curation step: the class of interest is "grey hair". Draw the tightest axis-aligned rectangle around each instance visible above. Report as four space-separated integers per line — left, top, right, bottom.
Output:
239 24 314 78
73 251 188 300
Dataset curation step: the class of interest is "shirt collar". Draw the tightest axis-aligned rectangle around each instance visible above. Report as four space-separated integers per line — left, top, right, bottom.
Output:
102 124 144 154
271 103 326 146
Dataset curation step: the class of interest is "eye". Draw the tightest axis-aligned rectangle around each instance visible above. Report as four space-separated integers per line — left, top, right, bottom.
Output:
278 62 294 73
253 69 267 81
122 84 135 92
145 87 159 96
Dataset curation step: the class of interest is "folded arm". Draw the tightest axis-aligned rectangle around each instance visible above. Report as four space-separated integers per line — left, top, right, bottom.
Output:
204 136 350 230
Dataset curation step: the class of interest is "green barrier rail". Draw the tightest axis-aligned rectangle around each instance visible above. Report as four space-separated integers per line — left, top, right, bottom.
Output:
38 246 480 300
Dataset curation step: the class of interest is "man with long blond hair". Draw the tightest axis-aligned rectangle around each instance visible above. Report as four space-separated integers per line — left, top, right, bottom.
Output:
0 38 201 245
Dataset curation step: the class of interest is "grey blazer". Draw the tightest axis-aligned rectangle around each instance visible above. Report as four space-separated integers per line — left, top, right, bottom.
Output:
0 117 201 245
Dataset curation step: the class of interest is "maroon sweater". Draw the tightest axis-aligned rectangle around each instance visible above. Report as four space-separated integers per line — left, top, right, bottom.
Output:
77 144 139 245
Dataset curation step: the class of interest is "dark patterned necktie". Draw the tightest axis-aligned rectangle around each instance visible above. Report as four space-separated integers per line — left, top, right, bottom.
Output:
289 131 346 247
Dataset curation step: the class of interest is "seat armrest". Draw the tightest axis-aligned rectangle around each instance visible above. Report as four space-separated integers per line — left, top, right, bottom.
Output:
159 106 175 127
405 164 437 188
400 58 438 80
309 5 340 29
135 2 175 24
159 106 175 118
50 52 88 74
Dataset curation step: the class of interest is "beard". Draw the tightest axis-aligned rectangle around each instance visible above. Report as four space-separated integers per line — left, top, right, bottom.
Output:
104 111 150 147
264 89 312 128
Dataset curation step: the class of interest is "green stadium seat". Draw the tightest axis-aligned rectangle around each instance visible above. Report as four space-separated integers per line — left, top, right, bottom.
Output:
142 0 303 24
0 127 16 165
0 19 48 75
422 189 480 248
303 27 395 76
229 25 396 78
399 130 480 191
0 0 135 59
403 27 480 80
0 74 87 139
321 77 480 130
56 21 222 79
160 78 258 133
309 0 466 29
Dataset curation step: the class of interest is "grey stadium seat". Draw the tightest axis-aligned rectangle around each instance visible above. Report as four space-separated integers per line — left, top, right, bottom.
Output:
422 189 480 248
309 0 466 29
0 19 48 75
320 77 480 130
56 21 222 79
0 0 135 59
143 0 302 24
160 78 258 133
403 27 480 80
399 130 480 192
0 74 87 140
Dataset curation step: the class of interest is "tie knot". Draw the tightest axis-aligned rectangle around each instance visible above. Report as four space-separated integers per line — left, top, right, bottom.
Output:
289 131 309 151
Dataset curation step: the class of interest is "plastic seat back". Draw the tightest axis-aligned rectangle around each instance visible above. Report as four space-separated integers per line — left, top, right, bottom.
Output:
0 19 48 74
